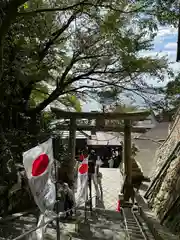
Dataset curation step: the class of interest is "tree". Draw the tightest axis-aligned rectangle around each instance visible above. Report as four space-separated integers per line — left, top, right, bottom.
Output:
137 0 179 26
138 0 180 60
107 103 140 126
0 0 172 212
152 73 180 116
0 0 169 117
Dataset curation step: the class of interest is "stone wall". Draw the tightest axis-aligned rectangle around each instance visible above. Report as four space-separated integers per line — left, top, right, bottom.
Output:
150 118 180 180
147 110 180 233
135 140 158 177
134 122 169 177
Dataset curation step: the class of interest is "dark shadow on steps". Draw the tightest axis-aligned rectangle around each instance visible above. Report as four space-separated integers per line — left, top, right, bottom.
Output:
0 211 38 240
139 183 149 192
70 208 126 240
0 216 37 240
95 199 105 209
0 223 24 240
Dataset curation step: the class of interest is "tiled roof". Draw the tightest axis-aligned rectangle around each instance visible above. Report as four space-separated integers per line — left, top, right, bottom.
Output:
60 130 91 139
87 132 123 146
137 122 169 140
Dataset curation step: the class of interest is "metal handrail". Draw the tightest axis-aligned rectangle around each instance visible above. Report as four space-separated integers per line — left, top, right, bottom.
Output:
131 207 147 239
10 196 172 240
121 207 130 239
138 207 164 240
11 194 97 240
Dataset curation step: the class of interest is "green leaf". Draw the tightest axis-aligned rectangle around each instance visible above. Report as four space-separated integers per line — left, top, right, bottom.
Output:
23 3 29 9
29 84 49 106
58 94 82 112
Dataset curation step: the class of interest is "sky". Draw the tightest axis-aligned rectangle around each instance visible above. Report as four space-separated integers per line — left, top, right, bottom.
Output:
83 26 180 112
142 26 179 76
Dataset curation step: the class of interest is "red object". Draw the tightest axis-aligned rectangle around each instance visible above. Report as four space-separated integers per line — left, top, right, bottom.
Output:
79 163 88 174
79 154 84 161
32 154 49 176
116 200 121 212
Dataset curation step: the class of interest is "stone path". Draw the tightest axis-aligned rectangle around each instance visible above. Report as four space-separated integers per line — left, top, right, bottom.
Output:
0 168 126 240
97 168 123 210
71 168 126 240
69 209 127 240
1 168 177 240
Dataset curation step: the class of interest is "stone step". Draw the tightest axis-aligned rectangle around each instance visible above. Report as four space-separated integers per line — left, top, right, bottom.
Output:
135 192 179 240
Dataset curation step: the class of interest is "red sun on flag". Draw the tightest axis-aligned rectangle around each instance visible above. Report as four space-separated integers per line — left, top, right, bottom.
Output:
79 163 88 175
32 153 49 177
79 154 84 161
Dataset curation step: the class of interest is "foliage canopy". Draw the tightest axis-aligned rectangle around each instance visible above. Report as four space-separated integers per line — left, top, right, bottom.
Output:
0 0 176 214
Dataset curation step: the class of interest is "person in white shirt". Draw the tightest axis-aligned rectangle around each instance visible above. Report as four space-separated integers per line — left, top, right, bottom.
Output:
88 150 100 200
108 157 114 168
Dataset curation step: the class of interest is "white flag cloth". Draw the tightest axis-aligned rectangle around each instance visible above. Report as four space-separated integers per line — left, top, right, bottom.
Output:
23 138 56 240
36 214 47 240
23 138 55 212
75 155 88 206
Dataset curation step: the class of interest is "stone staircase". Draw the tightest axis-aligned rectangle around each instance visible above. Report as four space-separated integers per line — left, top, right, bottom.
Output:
0 204 179 240
0 207 128 240
44 208 127 240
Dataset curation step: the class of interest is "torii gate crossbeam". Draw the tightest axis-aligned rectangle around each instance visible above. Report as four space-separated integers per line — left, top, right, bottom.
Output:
51 107 150 201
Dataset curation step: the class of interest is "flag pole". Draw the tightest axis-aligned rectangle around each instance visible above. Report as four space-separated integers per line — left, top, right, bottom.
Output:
54 159 60 240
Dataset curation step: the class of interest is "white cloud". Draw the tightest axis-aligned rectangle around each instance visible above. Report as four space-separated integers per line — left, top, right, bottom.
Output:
140 26 178 65
164 42 177 50
84 26 179 110
83 98 101 111
156 26 177 38
170 62 180 72
139 50 176 61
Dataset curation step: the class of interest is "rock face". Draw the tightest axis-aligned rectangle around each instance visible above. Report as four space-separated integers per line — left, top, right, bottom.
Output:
146 109 180 233
134 122 169 177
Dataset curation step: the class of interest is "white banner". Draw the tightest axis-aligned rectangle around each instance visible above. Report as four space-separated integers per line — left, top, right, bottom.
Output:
75 155 88 206
23 138 56 240
23 138 55 213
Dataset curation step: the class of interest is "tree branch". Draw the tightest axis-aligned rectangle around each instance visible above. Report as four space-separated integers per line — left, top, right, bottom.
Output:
37 66 125 112
59 84 105 95
38 13 77 61
28 54 80 114
18 1 86 16
28 87 63 115
63 64 99 87
18 2 145 16
76 77 160 102
0 0 27 40
0 0 28 80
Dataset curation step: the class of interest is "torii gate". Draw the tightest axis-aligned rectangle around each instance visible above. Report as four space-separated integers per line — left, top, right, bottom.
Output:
51 107 150 201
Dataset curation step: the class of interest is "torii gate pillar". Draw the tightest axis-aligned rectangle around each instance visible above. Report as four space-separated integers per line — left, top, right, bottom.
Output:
123 119 133 201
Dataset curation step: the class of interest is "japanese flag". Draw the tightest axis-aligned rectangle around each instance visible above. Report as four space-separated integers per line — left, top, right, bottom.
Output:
75 155 88 205
23 138 55 213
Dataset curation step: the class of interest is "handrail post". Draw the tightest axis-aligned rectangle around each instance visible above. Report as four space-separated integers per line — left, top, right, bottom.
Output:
54 159 60 240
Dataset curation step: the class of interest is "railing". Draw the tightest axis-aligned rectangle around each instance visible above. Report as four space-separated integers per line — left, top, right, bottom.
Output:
138 207 163 240
0 194 97 240
122 206 149 239
0 187 174 240
1 201 169 240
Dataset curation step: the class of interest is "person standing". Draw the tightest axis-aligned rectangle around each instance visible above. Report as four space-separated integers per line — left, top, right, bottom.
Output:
96 157 103 201
88 149 100 203
108 156 114 168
